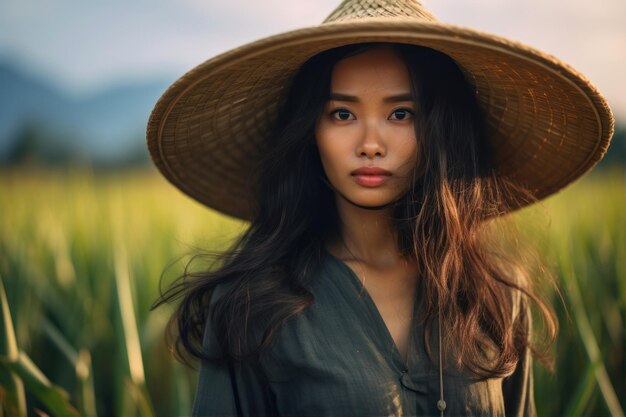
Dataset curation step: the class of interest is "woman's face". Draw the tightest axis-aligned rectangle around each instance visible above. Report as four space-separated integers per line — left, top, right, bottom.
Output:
315 47 418 209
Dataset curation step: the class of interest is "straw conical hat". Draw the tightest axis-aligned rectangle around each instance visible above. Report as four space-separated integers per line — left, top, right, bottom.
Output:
147 0 614 220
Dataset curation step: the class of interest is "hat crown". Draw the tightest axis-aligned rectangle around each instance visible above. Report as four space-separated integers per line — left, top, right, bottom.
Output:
323 0 437 24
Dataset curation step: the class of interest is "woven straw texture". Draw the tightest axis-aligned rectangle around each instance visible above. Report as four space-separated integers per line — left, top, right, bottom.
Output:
147 0 614 220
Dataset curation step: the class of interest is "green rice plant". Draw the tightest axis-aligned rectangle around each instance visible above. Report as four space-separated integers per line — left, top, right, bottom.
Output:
563 262 624 417
0 273 26 417
0 167 243 416
112 217 155 417
41 317 96 417
0 351 81 417
564 361 599 417
516 168 626 416
0 275 80 417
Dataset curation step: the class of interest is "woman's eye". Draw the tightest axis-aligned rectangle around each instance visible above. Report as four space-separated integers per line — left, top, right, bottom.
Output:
331 109 355 121
389 109 414 121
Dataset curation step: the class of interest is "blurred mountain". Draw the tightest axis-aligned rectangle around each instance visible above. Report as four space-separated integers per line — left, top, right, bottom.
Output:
0 60 172 165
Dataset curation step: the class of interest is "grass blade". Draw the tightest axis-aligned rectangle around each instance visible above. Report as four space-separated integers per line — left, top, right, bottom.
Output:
563 263 625 417
40 318 97 417
0 274 26 417
112 234 155 417
563 360 598 417
0 351 81 417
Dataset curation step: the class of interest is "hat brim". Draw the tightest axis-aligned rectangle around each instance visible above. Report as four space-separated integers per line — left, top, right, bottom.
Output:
147 18 614 220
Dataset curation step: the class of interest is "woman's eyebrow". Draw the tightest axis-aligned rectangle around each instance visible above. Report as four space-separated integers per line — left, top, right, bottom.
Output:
328 92 414 103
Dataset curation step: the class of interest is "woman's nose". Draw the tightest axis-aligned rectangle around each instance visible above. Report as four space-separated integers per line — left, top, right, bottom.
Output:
357 123 386 158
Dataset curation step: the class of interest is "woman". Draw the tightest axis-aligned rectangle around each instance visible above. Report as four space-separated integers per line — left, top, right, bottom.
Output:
148 1 614 416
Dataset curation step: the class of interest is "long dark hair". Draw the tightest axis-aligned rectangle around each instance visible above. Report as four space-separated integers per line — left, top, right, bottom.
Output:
152 42 557 378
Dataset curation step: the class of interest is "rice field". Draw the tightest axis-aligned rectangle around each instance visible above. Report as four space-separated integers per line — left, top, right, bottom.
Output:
0 166 624 416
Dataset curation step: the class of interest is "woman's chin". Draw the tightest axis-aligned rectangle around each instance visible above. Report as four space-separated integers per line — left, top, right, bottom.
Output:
338 194 399 210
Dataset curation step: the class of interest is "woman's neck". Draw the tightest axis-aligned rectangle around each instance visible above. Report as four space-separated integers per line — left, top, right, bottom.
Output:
330 194 405 269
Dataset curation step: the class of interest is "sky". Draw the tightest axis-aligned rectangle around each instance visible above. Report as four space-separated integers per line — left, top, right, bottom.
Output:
1 0 625 119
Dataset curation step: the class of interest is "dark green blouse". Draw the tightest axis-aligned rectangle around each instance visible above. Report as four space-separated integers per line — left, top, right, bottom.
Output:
192 253 535 417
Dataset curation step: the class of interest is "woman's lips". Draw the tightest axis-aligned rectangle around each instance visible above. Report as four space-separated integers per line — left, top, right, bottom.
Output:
351 167 392 187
